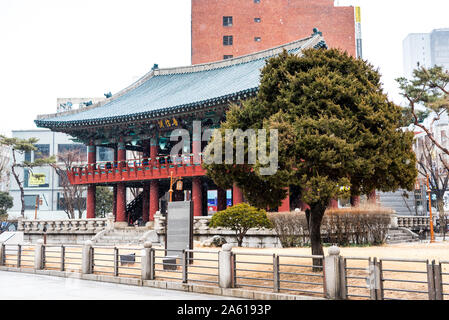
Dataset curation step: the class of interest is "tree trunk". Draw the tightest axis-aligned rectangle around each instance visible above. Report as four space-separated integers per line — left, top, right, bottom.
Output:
237 232 243 247
437 198 445 235
309 202 326 271
11 159 25 217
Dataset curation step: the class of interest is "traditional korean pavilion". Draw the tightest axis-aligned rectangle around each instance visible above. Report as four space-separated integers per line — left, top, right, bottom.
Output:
35 32 327 224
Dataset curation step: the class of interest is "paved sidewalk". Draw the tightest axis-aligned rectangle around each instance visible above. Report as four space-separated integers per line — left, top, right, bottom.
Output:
0 271 241 300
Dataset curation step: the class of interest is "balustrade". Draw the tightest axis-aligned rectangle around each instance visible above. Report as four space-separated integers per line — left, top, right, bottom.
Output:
17 219 108 234
67 153 206 185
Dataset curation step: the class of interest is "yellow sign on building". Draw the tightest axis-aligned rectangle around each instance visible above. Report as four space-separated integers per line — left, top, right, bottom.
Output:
29 174 46 186
355 6 361 23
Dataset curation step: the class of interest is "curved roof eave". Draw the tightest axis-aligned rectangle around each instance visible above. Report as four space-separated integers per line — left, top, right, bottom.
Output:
35 33 326 128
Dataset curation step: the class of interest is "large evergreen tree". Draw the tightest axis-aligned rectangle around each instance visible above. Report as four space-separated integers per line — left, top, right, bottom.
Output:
204 48 417 259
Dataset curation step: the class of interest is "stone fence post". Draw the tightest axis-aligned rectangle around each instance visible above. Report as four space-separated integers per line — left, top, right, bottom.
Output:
219 244 233 288
390 213 398 229
141 242 154 280
0 242 4 266
34 239 45 270
82 240 93 274
106 213 115 230
324 246 343 300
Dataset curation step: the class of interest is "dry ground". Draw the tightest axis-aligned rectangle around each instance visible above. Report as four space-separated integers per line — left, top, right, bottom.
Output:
4 241 449 300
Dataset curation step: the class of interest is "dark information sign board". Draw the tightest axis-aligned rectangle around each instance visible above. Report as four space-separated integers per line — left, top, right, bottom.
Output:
165 201 193 257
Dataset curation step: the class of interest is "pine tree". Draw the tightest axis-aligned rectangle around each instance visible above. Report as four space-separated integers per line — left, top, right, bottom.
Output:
204 48 417 260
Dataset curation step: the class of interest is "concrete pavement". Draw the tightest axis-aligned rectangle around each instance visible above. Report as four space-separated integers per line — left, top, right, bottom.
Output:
0 271 241 300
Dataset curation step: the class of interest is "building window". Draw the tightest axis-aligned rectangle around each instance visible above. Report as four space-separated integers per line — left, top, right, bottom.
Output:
24 168 50 188
223 16 233 27
254 37 261 42
58 144 87 162
223 35 233 46
34 144 50 160
254 0 260 3
224 55 233 60
25 151 31 162
24 195 38 210
254 17 261 23
57 192 86 211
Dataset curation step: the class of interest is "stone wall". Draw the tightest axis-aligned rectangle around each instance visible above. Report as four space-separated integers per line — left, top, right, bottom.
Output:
154 214 281 248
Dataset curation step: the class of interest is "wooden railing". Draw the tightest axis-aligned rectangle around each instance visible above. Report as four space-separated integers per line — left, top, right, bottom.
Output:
67 153 206 185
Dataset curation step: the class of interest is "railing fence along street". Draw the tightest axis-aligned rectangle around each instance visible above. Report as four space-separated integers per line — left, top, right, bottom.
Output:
0 240 448 300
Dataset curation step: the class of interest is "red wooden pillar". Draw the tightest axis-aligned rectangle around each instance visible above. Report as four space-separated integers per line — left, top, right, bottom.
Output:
149 137 159 221
192 177 203 216
150 137 158 159
217 187 227 211
233 183 243 205
112 186 117 221
149 181 159 221
116 142 127 222
192 121 201 165
112 146 118 221
116 183 127 222
142 141 150 223
86 144 96 219
278 188 290 212
330 199 339 209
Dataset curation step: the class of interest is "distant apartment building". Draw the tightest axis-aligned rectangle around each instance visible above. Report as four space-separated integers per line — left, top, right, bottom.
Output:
403 29 449 79
8 97 112 219
191 0 357 64
8 129 116 219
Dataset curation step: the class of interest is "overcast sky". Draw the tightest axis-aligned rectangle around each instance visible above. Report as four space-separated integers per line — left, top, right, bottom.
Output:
0 0 448 137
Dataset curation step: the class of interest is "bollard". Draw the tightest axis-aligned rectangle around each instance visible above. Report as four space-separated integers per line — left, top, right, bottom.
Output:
141 242 153 280
82 240 93 274
324 246 342 300
34 239 45 270
114 247 119 277
0 242 5 266
219 244 233 288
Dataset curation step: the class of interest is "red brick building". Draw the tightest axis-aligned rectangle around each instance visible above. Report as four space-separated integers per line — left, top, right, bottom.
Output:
192 0 356 64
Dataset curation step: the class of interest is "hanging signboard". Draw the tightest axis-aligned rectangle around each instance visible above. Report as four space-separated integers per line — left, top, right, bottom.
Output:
29 174 46 186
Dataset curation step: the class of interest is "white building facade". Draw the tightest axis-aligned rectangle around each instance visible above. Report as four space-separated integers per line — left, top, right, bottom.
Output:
9 129 114 219
403 29 449 80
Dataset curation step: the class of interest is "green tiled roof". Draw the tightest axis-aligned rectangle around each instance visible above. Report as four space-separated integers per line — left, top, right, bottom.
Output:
35 34 326 128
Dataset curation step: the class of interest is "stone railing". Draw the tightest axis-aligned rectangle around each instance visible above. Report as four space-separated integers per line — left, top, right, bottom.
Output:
397 216 431 230
17 218 111 234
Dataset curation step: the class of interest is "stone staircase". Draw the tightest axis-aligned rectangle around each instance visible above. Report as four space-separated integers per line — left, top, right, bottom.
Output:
91 227 160 246
386 228 421 244
379 190 417 216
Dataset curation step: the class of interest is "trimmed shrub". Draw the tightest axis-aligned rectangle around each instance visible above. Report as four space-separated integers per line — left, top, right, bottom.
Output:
209 203 272 247
269 205 392 247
